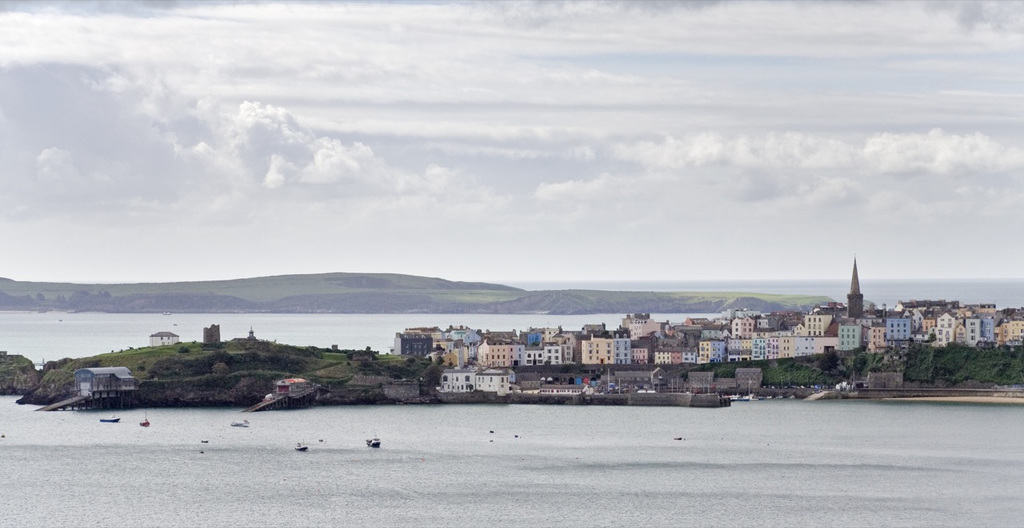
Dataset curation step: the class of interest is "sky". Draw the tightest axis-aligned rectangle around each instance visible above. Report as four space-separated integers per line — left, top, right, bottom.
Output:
1 1 1023 284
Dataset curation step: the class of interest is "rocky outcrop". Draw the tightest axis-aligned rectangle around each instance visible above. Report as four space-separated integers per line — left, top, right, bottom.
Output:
0 354 40 395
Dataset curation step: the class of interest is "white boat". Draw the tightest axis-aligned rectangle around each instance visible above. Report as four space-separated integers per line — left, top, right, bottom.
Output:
295 442 308 452
366 437 381 448
230 420 250 428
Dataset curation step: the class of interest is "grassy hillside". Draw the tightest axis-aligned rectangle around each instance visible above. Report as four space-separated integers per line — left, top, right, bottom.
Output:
0 273 832 314
39 340 431 385
692 357 836 387
900 344 1024 386
22 339 438 406
0 273 524 303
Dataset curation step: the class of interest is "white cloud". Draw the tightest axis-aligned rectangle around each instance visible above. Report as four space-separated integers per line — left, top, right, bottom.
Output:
863 128 1024 175
615 132 858 170
3 2 1024 282
34 147 80 184
566 145 596 162
614 129 1024 176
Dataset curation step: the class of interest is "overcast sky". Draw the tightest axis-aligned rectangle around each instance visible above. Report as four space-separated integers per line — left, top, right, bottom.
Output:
1 1 1023 284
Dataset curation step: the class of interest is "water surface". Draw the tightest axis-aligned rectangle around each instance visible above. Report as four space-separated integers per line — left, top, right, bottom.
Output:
2 397 1022 527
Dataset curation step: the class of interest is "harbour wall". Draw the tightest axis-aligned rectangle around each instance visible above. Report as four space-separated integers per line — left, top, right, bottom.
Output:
509 392 729 407
849 388 1024 400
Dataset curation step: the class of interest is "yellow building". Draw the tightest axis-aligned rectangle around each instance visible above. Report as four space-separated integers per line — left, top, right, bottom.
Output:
581 336 614 365
777 336 795 359
867 325 886 352
997 320 1024 345
803 314 833 337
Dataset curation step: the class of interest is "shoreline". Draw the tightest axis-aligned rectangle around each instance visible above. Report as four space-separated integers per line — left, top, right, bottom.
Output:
884 396 1024 405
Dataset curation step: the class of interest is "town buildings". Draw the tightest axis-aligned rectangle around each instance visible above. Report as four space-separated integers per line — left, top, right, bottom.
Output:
408 261 1024 395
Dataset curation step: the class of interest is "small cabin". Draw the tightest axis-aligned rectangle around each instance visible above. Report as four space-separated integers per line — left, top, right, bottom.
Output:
276 377 313 396
74 367 138 397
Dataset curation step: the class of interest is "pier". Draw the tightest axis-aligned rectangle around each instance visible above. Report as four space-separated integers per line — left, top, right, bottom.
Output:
37 394 89 412
38 367 138 411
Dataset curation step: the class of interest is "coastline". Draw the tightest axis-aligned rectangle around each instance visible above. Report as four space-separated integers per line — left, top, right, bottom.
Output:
884 396 1024 405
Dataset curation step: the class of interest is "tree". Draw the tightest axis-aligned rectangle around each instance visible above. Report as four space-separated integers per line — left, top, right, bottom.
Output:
421 363 443 388
817 350 840 375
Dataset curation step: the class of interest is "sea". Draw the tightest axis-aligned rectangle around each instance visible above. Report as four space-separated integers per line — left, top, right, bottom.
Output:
2 397 1024 527
3 279 1024 527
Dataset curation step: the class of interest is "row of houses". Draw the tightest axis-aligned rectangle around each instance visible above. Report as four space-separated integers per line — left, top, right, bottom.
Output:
396 300 1024 370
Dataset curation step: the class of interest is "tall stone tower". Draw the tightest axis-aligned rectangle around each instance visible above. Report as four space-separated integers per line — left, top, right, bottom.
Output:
203 324 221 344
847 258 864 318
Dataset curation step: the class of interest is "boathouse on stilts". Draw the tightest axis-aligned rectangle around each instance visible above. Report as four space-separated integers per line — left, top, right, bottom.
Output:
39 367 139 411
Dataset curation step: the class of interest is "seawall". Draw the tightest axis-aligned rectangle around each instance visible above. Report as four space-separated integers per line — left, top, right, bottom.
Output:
849 388 1024 400
509 392 729 407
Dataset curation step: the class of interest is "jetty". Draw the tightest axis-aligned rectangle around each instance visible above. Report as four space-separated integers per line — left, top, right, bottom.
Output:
38 367 138 411
37 394 90 412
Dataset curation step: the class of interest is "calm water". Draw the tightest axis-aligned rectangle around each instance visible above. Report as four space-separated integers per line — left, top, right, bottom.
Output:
2 396 1023 527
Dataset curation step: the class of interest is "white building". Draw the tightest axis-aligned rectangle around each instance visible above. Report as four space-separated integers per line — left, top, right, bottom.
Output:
440 368 476 393
474 369 510 396
149 331 179 347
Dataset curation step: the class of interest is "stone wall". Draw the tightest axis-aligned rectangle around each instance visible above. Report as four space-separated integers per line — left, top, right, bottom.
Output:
438 391 512 404
867 372 904 389
383 381 420 400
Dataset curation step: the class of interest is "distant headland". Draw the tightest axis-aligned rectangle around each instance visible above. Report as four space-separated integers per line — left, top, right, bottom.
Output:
0 272 829 315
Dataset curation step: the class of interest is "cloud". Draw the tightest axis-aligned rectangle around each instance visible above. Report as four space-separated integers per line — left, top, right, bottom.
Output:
613 132 860 170
3 2 1024 282
863 128 1024 175
34 147 80 184
0 65 498 227
613 129 1024 176
217 100 470 199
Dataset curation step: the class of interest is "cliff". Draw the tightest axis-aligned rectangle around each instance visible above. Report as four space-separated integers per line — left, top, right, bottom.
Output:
0 354 40 395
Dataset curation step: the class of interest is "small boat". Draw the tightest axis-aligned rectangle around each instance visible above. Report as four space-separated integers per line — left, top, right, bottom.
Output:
140 413 150 427
295 442 308 452
100 416 121 423
366 437 381 448
230 420 250 428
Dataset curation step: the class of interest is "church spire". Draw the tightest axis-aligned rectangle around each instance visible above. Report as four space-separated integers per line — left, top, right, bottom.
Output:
847 258 864 318
850 258 861 295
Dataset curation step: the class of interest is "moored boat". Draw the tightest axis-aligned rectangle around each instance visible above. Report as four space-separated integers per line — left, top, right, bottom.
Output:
295 442 308 452
230 420 250 428
100 416 120 423
366 437 381 448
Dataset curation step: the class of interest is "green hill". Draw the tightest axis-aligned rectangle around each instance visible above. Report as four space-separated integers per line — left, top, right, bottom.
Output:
0 272 831 314
17 339 440 407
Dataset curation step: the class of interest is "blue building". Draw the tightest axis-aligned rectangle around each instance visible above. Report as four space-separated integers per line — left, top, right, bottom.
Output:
885 316 912 345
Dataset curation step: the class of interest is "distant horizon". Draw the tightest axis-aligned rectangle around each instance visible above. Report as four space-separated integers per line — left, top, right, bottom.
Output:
5 273 1024 287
